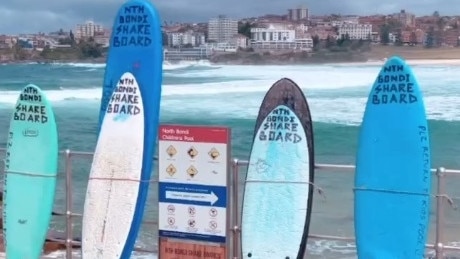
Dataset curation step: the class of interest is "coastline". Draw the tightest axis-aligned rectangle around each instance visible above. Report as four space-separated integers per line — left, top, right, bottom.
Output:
4 46 460 66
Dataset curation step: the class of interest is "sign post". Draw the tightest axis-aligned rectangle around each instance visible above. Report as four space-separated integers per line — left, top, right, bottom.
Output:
158 124 231 259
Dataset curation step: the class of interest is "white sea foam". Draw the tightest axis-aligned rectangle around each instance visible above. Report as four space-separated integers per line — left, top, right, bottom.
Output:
50 62 106 69
2 63 460 125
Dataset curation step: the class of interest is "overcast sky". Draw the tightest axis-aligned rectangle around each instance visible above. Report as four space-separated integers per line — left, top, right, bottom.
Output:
0 0 459 34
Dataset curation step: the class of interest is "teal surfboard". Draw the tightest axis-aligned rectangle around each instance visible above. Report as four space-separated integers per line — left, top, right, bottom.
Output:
241 78 315 259
354 56 431 258
3 84 59 258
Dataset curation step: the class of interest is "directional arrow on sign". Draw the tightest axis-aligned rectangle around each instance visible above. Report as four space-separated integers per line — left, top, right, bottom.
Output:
165 190 219 206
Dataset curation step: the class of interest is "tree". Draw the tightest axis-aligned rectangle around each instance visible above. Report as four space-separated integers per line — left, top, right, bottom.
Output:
13 42 27 60
78 38 102 58
312 35 320 50
425 26 436 48
69 30 75 45
409 31 417 46
40 45 52 58
162 32 168 46
380 24 391 45
437 16 447 31
238 21 252 38
325 35 336 48
337 33 351 47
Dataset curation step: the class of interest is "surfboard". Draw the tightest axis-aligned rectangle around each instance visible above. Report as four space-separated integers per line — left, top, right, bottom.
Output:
94 0 163 257
354 56 431 258
82 72 144 258
3 84 58 259
240 78 315 259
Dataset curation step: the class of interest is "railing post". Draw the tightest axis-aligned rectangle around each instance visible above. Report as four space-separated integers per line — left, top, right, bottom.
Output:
65 149 73 259
232 158 240 259
435 167 446 259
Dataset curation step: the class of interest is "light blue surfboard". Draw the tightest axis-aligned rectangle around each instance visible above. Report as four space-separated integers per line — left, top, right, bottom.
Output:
241 78 315 259
96 0 163 257
354 56 431 258
3 84 58 259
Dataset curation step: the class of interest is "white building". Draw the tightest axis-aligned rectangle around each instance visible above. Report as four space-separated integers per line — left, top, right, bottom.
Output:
251 26 296 43
167 31 205 47
204 42 238 53
75 20 103 39
208 15 238 43
250 25 313 50
231 34 249 49
338 24 372 40
94 29 111 47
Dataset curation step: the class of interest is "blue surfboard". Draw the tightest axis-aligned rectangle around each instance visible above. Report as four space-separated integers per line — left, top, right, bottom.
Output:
97 0 163 257
354 56 431 258
241 78 315 259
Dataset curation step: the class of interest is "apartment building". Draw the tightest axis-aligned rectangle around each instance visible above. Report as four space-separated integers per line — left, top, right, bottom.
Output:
94 29 111 47
231 34 249 49
288 5 309 21
0 35 15 48
207 15 238 43
167 31 205 47
309 26 337 40
250 24 313 50
338 24 373 40
75 20 104 39
394 9 416 28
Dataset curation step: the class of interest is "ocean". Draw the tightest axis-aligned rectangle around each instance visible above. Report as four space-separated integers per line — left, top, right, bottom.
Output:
1 60 460 258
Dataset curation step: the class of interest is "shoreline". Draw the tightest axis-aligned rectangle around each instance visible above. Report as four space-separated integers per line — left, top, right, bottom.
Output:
5 52 460 67
4 58 460 66
4 57 460 67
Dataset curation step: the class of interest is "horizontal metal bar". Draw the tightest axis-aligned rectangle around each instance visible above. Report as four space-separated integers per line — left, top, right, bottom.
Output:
297 234 460 251
308 234 354 241
51 211 158 225
234 160 458 176
442 245 460 251
133 247 157 253
1 146 454 176
443 169 460 175
46 238 157 253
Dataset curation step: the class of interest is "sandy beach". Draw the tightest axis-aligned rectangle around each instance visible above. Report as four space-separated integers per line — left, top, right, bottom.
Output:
365 45 460 62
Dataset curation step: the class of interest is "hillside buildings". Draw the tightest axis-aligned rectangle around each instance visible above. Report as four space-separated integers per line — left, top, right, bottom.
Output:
3 5 460 60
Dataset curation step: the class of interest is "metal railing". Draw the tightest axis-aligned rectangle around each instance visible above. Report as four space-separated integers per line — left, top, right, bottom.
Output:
2 149 460 258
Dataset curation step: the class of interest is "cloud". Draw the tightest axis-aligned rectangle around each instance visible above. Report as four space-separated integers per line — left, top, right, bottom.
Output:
0 0 458 34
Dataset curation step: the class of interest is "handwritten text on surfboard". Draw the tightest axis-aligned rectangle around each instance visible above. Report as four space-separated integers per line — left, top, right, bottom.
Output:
3 131 13 245
259 107 301 143
107 77 141 115
372 65 418 105
13 86 48 123
113 5 152 47
415 125 430 255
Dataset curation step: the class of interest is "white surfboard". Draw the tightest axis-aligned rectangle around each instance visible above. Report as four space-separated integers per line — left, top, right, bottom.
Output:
81 72 144 258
